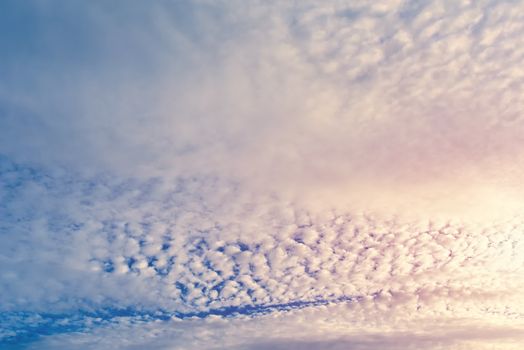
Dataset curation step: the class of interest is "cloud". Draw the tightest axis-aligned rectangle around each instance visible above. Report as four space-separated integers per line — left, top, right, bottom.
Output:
15 308 524 350
2 0 524 349
3 0 524 218
2 156 524 348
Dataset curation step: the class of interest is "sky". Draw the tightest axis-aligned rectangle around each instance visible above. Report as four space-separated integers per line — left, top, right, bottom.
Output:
2 0 524 349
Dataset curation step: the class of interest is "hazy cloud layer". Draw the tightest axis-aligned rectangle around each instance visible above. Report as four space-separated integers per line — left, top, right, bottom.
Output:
3 0 524 216
20 310 524 350
2 0 524 349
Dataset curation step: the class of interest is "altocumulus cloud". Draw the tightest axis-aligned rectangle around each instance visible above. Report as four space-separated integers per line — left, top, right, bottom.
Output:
2 0 524 349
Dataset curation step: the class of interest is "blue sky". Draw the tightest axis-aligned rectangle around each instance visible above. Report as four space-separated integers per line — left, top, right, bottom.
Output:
2 1 524 349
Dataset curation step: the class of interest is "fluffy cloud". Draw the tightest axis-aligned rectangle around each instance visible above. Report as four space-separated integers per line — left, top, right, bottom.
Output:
2 157 524 348
2 0 524 349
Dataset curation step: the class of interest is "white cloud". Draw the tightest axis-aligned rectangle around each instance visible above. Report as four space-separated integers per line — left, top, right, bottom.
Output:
2 158 524 348
3 0 524 348
2 0 524 219
21 307 524 350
